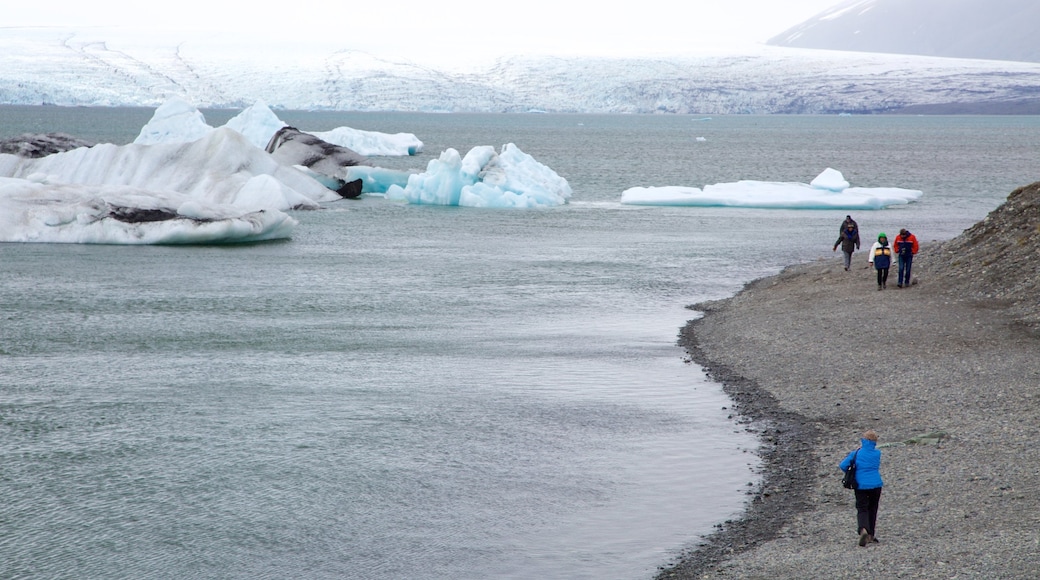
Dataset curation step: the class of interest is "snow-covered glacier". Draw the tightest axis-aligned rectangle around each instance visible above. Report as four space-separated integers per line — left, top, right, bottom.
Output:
4 27 1040 114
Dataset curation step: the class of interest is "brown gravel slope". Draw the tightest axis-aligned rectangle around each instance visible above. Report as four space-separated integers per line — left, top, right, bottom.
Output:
659 183 1040 579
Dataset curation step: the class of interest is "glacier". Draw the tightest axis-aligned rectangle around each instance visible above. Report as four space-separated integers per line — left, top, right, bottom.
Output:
4 27 1040 114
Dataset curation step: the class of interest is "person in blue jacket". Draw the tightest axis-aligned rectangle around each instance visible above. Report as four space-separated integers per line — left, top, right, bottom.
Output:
839 429 884 546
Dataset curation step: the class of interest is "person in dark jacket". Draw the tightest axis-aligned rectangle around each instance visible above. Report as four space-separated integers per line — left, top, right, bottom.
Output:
839 430 884 547
833 221 861 271
839 215 858 235
867 233 892 290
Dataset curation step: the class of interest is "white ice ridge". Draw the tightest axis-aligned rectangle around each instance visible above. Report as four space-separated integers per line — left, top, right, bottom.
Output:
135 99 424 156
619 168 922 210
385 144 572 208
0 125 346 244
0 128 339 212
0 176 297 244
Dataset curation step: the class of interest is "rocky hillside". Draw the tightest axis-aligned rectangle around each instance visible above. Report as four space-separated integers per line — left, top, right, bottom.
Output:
925 181 1040 330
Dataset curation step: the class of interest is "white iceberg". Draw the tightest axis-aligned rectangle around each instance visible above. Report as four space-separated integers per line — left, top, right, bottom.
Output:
135 99 423 156
810 167 850 191
0 128 339 212
133 98 213 145
312 126 424 156
620 169 922 210
224 100 288 150
385 144 572 208
0 176 296 244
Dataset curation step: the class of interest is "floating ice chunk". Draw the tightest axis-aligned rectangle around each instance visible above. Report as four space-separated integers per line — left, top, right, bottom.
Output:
810 167 850 191
621 177 921 210
0 128 339 212
224 101 287 149
133 98 213 145
386 144 571 208
312 127 423 156
0 177 296 244
343 166 413 194
387 148 473 205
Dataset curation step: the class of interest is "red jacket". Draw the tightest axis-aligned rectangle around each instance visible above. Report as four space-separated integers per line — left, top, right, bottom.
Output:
893 232 919 256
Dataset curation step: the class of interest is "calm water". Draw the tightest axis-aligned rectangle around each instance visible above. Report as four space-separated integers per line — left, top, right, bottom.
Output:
1 109 1039 579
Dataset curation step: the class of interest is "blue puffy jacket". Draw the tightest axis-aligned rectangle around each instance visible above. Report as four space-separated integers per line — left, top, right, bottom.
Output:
839 439 883 490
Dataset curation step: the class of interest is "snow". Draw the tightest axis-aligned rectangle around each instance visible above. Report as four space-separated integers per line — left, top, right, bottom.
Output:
5 27 1040 114
620 169 922 210
385 144 572 208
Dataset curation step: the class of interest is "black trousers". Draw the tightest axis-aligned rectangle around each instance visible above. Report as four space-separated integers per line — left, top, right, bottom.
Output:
876 267 889 287
855 487 883 536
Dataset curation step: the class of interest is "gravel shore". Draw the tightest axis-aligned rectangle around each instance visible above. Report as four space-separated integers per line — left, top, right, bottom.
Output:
658 184 1040 579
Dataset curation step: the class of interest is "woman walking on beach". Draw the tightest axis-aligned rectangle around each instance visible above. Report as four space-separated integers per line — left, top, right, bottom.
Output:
833 221 861 271
867 233 892 290
840 430 884 547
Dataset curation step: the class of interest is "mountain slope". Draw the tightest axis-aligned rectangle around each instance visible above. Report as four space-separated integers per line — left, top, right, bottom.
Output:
768 0 1040 63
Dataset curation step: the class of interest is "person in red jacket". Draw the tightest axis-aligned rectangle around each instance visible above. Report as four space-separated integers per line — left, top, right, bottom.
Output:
893 228 919 288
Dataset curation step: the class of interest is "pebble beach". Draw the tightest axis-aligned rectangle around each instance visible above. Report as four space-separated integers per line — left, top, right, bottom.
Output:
659 183 1040 579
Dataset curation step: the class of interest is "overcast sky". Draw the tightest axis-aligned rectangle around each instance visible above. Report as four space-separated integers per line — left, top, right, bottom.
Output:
5 0 843 65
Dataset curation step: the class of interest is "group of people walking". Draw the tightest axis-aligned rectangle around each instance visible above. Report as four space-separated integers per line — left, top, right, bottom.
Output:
832 215 918 290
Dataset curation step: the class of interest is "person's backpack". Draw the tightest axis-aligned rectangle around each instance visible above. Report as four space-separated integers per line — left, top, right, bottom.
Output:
842 450 858 489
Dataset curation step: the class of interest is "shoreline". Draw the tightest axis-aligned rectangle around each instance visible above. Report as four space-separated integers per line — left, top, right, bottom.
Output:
657 248 1040 578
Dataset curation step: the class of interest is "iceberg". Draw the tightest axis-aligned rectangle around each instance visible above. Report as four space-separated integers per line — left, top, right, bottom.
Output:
133 98 213 145
312 126 424 157
342 166 413 194
0 176 296 244
224 101 288 150
0 128 339 212
385 144 572 208
136 99 423 157
620 169 922 210
810 167 850 191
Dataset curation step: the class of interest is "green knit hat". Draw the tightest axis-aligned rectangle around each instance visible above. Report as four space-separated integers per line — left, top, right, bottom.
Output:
878 232 887 240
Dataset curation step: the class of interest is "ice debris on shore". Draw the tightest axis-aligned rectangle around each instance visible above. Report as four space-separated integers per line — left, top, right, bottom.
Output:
620 168 922 210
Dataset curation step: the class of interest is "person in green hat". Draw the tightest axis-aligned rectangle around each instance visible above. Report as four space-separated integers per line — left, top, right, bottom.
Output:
867 232 892 290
